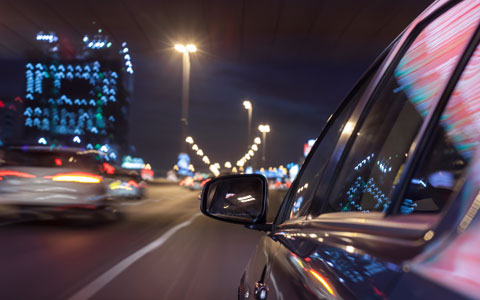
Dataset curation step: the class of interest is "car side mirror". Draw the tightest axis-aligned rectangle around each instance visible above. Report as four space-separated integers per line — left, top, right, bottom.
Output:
200 174 268 226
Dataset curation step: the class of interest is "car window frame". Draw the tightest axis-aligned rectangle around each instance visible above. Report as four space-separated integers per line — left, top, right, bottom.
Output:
304 0 464 219
273 47 390 227
273 18 480 262
275 0 472 228
387 17 480 216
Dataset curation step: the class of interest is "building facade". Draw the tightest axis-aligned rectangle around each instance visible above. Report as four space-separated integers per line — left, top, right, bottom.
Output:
22 31 134 160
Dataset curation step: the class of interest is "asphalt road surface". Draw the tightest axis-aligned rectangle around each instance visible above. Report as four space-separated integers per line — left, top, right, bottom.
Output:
0 183 286 300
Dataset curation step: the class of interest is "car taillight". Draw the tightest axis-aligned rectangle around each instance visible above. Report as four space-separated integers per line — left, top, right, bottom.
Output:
0 170 36 178
45 172 103 183
102 163 115 175
127 180 139 188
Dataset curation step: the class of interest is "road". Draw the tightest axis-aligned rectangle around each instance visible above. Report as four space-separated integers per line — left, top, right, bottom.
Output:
0 183 286 300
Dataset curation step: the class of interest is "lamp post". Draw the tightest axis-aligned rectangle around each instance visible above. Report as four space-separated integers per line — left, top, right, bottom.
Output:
243 100 253 168
258 124 270 166
175 43 197 152
243 100 252 147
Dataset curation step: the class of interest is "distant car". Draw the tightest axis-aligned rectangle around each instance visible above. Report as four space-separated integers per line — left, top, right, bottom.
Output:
180 173 209 190
107 168 146 200
201 1 480 299
141 166 154 182
0 146 119 221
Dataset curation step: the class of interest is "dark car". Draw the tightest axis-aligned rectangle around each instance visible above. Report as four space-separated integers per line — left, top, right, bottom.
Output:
107 167 147 200
200 1 480 299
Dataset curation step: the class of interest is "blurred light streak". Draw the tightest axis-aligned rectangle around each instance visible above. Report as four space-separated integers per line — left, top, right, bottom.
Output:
309 269 335 297
0 170 36 178
47 172 102 183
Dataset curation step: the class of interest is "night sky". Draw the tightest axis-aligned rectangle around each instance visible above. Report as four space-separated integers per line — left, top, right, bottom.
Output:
0 0 432 173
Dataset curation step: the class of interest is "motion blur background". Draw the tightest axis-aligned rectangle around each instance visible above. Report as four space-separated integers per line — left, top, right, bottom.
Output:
0 1 433 299
0 0 431 173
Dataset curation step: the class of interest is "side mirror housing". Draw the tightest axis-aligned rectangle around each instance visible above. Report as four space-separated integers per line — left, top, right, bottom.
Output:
200 174 268 226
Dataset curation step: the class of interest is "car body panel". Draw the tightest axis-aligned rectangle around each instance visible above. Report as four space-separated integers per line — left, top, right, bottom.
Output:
239 235 280 299
237 0 480 299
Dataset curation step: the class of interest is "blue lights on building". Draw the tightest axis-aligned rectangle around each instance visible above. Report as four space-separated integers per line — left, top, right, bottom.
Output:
24 61 119 136
21 30 134 159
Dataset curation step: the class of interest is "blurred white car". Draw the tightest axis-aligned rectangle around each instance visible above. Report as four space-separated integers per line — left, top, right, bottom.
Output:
0 146 118 220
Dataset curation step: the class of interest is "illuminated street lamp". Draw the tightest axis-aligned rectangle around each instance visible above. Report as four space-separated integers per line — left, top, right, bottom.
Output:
185 136 194 144
175 43 197 152
209 165 220 177
258 124 270 133
243 100 253 149
225 161 232 168
252 144 258 151
243 100 252 110
203 156 210 164
254 137 262 145
258 124 271 166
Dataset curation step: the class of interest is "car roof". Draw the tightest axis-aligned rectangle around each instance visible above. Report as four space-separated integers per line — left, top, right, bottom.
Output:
3 146 106 157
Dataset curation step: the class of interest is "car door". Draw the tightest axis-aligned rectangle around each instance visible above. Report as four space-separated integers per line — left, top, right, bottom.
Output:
263 1 480 299
238 33 387 299
238 234 280 300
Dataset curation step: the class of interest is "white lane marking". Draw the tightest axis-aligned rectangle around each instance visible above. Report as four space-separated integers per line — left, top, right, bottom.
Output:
68 213 202 300
119 199 153 206
119 198 162 206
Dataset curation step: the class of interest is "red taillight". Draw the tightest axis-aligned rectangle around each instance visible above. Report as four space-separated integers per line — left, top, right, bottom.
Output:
141 169 154 177
127 180 139 188
45 172 103 184
54 158 63 166
103 163 115 175
0 170 36 178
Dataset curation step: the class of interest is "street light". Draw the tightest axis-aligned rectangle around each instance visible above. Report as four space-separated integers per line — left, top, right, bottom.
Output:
258 124 270 166
225 161 232 168
254 137 262 144
243 100 253 158
185 44 197 52
175 43 197 153
203 156 210 164
185 136 194 144
258 124 270 133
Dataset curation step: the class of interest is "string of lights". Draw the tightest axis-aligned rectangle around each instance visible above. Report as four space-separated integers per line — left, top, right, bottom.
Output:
185 136 220 176
235 137 261 168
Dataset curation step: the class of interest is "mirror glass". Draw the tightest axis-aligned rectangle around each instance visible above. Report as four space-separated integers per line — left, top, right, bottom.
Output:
204 176 265 222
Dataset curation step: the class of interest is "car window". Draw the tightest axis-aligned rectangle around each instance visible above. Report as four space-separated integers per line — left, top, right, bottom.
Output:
321 2 480 214
401 43 480 214
285 65 379 220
